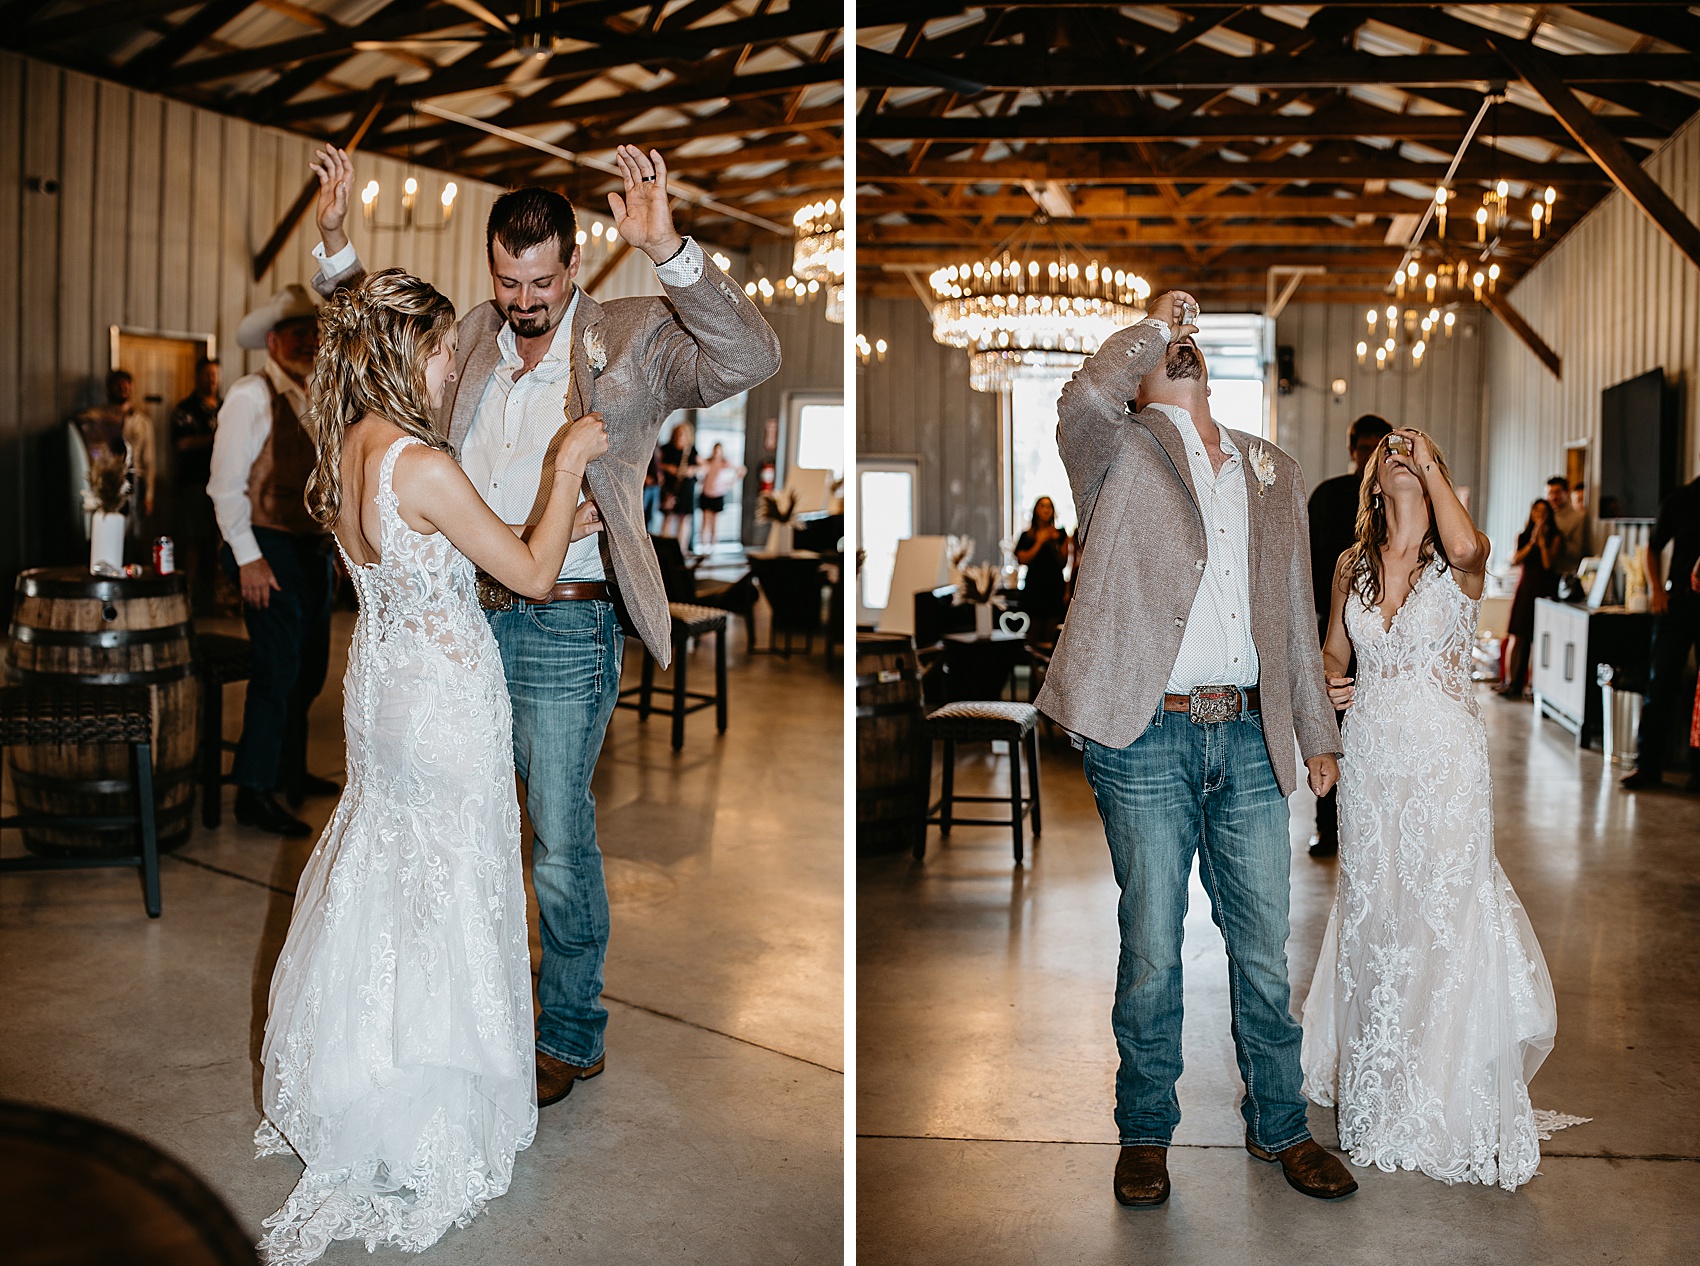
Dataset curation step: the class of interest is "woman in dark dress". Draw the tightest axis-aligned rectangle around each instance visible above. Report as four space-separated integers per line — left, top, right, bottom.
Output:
658 420 699 550
1015 496 1071 646
1497 499 1562 697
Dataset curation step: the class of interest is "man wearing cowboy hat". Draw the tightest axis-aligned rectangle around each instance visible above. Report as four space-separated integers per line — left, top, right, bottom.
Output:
206 283 339 837
306 143 780 1107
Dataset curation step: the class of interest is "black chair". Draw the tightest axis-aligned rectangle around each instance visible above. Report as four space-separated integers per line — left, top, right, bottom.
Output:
195 632 253 828
651 533 758 653
616 603 729 751
0 684 161 916
748 555 826 657
913 584 974 651
922 700 1042 864
792 512 843 555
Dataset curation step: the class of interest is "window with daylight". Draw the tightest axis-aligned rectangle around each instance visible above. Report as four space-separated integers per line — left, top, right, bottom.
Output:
857 462 916 616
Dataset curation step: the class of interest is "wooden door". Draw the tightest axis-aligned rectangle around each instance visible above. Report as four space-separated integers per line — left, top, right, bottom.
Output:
117 333 206 533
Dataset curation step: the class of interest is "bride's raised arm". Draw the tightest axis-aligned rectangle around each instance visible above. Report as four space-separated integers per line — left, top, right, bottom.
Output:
393 410 610 599
1323 553 1356 711
1393 428 1489 577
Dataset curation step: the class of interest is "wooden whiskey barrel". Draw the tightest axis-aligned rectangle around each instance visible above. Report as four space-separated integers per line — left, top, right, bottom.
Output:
856 632 931 856
7 568 198 855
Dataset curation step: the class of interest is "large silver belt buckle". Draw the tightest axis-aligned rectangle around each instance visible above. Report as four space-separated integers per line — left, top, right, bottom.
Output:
1188 685 1241 724
476 575 515 612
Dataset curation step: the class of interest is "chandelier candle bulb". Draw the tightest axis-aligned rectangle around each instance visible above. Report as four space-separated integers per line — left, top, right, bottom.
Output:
1444 312 1457 336
1488 263 1501 292
1357 340 1368 364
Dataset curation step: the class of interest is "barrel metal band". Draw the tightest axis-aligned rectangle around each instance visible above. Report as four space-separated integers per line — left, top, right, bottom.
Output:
19 573 186 601
8 621 192 648
7 766 196 795
8 663 195 686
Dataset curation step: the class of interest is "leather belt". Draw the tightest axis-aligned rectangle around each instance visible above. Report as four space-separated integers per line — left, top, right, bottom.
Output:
476 576 612 612
1163 684 1260 724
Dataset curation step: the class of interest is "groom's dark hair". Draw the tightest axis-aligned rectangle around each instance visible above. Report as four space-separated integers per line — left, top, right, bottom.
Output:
487 188 578 268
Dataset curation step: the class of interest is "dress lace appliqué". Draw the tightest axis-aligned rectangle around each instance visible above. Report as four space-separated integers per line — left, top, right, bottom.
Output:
1300 561 1584 1191
253 436 536 1262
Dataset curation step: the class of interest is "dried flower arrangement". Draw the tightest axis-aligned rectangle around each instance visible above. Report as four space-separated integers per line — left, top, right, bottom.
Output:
758 489 798 525
81 454 132 516
954 562 999 606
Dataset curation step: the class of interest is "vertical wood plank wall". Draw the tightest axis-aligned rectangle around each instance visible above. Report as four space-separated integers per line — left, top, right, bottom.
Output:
1273 302 1487 505
856 294 1002 562
1482 111 1700 562
742 240 845 545
0 51 514 582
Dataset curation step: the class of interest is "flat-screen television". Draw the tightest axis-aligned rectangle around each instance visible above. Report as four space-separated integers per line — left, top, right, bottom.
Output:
1597 368 1675 520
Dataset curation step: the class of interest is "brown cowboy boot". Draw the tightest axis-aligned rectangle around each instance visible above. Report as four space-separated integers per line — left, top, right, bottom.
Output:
1246 1137 1358 1199
1113 1146 1171 1207
536 1050 606 1107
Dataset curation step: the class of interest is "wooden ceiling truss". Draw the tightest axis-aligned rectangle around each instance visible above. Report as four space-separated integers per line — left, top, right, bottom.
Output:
857 3 1700 310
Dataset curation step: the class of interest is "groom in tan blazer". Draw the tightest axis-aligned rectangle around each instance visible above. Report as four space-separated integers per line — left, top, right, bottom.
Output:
1037 291 1355 1206
307 144 780 1108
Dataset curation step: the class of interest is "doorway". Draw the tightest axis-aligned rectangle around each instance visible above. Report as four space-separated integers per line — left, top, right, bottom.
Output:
113 328 214 537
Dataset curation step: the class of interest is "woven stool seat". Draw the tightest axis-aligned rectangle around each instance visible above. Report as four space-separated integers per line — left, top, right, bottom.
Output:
0 684 153 747
668 602 730 635
926 700 1040 742
195 632 253 685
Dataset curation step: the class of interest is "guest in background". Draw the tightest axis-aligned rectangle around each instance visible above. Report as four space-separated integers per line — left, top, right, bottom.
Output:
171 358 222 610
643 442 664 533
1546 475 1588 575
1572 481 1587 515
1621 472 1700 792
207 285 338 836
659 419 699 549
697 442 745 550
1496 499 1563 698
77 369 155 527
1014 495 1070 646
1304 412 1391 858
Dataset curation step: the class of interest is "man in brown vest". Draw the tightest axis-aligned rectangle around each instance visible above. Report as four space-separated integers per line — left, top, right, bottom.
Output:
206 285 338 836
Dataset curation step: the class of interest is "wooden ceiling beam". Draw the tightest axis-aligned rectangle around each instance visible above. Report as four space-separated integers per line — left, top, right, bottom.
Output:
855 192 1432 217
860 150 1610 185
856 51 1700 91
130 0 258 88
864 221 1396 246
1575 5 1700 55
155 2 470 86
8 0 224 49
387 59 843 148
1493 34 1700 274
857 104 1664 144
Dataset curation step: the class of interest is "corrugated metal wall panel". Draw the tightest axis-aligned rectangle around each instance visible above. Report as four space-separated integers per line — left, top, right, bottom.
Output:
855 294 1002 561
1483 112 1700 569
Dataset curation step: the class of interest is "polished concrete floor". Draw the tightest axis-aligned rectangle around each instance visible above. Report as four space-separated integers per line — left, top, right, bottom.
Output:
857 698 1700 1265
1 604 843 1264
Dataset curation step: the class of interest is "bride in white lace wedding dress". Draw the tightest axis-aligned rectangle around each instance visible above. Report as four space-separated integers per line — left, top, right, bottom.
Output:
252 269 607 1263
1300 429 1580 1192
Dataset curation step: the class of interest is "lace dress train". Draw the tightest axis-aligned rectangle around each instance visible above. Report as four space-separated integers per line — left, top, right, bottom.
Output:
1300 561 1578 1191
254 437 536 1262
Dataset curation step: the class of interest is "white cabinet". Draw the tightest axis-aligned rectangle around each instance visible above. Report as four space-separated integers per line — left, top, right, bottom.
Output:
1531 599 1588 731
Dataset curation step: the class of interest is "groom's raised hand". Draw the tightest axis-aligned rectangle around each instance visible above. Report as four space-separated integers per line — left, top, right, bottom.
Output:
311 145 355 258
1307 754 1340 798
607 144 685 266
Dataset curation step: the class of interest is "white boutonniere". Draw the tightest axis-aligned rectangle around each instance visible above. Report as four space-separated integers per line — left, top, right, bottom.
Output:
584 327 607 376
1249 444 1277 497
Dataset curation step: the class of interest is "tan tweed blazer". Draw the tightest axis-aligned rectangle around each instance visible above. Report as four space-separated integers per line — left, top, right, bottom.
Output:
315 254 781 669
1034 321 1340 796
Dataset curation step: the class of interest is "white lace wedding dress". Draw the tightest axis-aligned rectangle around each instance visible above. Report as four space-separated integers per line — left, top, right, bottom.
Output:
254 436 536 1262
1300 559 1580 1191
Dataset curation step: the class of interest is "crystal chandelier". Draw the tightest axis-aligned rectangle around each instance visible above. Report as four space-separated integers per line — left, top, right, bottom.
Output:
793 199 844 325
968 348 1090 393
928 224 1149 391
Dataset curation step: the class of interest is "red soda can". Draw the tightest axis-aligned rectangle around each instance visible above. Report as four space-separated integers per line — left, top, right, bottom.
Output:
153 536 176 575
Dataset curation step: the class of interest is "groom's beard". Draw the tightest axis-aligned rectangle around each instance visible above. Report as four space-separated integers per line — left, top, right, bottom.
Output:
1165 342 1204 381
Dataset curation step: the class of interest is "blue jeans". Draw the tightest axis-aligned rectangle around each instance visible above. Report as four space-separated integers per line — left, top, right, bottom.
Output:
1083 706 1310 1152
488 598 624 1065
220 530 334 791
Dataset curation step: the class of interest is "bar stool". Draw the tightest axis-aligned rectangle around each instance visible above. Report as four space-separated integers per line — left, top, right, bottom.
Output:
0 684 161 916
616 603 728 751
922 700 1042 864
195 632 252 828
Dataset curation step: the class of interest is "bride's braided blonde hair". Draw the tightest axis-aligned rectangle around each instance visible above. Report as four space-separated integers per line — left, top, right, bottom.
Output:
305 267 456 528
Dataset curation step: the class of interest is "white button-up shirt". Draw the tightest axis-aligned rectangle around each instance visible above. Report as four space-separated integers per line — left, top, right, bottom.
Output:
1148 402 1259 692
460 291 607 582
325 235 708 583
207 357 311 566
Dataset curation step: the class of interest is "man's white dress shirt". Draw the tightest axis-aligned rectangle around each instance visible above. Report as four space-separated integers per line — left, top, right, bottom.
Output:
207 357 310 567
313 235 708 584
1147 401 1259 692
